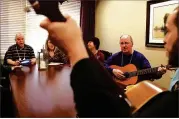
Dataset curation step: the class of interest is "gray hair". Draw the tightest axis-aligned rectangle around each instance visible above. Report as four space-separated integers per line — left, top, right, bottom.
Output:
120 34 133 45
15 32 24 40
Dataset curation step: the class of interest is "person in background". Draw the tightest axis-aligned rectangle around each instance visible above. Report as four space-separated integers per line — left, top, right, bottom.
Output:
43 38 69 64
104 35 166 83
39 5 178 117
87 37 104 63
5 33 36 66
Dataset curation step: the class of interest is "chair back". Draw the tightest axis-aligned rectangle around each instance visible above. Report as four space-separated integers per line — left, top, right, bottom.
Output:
3 51 8 65
99 50 112 60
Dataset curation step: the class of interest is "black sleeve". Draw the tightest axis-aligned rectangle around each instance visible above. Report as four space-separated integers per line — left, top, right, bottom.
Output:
70 58 131 117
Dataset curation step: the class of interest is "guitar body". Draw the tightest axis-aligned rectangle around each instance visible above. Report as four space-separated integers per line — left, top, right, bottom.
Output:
110 64 138 86
125 80 167 114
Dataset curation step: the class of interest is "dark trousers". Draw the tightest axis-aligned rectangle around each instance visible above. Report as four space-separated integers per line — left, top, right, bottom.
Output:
0 87 15 117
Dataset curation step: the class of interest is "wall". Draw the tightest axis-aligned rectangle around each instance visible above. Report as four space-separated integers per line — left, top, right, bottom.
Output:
95 0 173 89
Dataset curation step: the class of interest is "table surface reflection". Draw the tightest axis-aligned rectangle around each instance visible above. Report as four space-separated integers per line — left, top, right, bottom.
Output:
10 64 76 117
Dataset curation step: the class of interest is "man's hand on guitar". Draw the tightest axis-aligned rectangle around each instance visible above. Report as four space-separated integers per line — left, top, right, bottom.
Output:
157 66 167 75
112 69 125 79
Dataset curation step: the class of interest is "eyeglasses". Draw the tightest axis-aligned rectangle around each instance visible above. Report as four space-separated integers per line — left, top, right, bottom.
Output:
120 42 130 45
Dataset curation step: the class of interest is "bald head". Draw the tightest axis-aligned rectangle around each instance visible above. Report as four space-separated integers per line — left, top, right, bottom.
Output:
15 33 25 48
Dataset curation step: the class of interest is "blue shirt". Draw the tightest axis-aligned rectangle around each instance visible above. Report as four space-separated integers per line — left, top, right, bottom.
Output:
104 50 161 82
169 69 179 91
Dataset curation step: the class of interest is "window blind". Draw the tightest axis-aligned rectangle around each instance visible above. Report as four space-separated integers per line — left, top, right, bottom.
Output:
0 0 26 59
59 0 81 26
0 0 81 59
25 0 81 57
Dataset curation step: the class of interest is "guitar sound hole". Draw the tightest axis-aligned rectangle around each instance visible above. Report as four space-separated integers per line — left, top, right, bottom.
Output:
124 72 130 78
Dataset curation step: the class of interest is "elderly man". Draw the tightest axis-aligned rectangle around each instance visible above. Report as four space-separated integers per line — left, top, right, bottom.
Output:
5 33 36 66
104 35 166 83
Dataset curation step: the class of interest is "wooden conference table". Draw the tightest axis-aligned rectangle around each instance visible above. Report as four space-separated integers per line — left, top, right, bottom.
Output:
10 64 76 117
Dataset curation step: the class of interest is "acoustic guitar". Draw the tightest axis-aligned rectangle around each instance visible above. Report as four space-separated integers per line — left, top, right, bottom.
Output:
110 64 171 86
125 80 167 114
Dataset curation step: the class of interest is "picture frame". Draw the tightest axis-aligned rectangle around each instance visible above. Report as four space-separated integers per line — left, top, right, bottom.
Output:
145 0 178 48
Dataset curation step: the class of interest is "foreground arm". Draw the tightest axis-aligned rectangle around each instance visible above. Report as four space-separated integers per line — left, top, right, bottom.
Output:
71 58 131 117
40 16 131 117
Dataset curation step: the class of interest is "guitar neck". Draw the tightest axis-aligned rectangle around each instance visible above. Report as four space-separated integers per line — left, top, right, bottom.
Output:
129 67 158 77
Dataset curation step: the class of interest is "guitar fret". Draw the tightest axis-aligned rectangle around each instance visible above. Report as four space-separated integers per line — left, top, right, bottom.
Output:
127 71 135 77
129 67 159 77
131 71 137 77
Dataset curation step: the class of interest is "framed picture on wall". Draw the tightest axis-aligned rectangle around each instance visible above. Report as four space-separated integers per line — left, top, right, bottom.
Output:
145 0 179 48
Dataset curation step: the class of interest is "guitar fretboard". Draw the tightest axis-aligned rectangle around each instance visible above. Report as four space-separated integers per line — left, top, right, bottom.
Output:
128 67 159 77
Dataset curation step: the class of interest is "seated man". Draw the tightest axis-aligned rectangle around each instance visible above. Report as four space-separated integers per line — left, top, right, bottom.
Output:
5 33 36 66
104 35 166 83
87 37 104 63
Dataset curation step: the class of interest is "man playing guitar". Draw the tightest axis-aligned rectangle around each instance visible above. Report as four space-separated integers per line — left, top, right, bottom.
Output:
104 35 166 85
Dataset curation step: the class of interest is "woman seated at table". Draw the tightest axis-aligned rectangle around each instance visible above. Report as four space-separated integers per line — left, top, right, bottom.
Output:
43 38 69 64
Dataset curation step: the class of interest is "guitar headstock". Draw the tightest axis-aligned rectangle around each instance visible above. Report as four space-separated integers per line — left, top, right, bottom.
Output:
26 0 67 22
160 64 178 71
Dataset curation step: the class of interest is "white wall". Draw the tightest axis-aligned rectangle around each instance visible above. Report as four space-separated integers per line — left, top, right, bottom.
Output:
95 0 173 89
